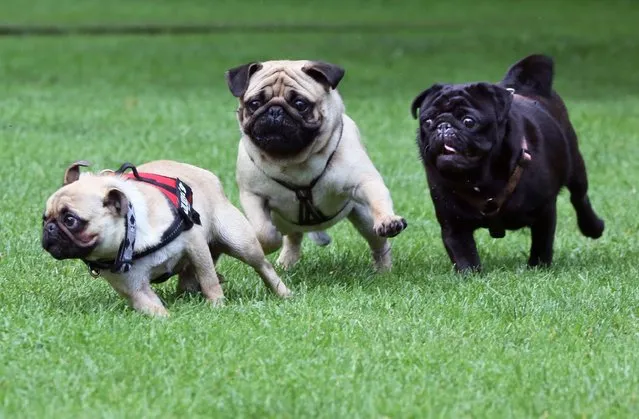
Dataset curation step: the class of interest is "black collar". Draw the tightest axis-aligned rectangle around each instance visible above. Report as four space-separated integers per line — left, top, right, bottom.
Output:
83 163 201 283
248 123 346 226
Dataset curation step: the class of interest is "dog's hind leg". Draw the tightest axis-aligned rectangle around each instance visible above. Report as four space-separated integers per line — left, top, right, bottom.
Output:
184 235 225 305
567 136 605 239
176 264 200 296
528 201 557 267
214 204 291 298
177 250 224 297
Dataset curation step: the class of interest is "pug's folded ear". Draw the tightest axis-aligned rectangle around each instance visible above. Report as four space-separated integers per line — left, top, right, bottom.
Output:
302 61 345 90
411 83 445 119
63 160 91 185
225 62 263 97
104 188 129 216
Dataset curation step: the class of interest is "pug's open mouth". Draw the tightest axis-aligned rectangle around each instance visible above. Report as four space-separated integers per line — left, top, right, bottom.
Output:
438 141 480 159
434 142 482 172
443 144 458 155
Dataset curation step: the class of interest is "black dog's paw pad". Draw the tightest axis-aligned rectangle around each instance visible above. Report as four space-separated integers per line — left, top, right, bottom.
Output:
374 216 408 238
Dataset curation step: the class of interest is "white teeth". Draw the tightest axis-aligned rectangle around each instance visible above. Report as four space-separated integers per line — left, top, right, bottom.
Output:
444 145 457 154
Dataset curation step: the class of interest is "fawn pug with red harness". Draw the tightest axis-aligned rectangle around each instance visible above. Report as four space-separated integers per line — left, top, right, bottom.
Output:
42 160 291 316
226 60 407 271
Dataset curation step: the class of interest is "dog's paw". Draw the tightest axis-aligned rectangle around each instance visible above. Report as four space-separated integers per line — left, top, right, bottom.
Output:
454 264 482 274
276 250 300 270
374 258 392 273
138 305 170 318
208 295 226 307
308 231 332 246
374 215 407 237
277 285 293 299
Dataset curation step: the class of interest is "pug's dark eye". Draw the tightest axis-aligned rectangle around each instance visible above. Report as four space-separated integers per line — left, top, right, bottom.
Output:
463 117 476 128
424 119 434 129
293 98 309 113
63 214 79 229
247 100 262 112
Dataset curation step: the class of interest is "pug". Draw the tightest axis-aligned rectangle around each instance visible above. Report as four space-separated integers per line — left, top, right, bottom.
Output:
42 160 291 316
225 60 407 271
410 54 604 272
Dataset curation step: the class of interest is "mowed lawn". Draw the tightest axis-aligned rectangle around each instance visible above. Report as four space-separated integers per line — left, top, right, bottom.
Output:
1 1 638 417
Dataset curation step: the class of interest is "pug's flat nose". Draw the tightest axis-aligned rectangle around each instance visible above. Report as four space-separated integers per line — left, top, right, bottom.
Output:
437 122 455 138
46 222 57 234
437 122 452 132
267 106 284 122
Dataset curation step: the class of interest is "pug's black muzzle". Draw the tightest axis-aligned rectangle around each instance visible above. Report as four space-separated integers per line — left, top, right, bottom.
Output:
42 220 96 260
246 105 321 158
437 121 456 140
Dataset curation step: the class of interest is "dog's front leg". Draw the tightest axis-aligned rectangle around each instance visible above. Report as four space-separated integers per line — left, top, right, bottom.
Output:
351 178 407 238
441 226 481 273
239 190 282 254
348 204 392 272
106 274 169 317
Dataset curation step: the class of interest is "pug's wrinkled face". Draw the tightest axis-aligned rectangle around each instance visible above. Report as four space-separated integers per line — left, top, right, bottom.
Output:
42 163 129 261
226 60 345 158
42 202 97 260
411 82 513 177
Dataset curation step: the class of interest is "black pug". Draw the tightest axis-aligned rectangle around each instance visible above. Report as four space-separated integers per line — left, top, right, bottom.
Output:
410 54 604 272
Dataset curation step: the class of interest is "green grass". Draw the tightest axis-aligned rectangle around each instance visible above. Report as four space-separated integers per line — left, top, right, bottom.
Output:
1 0 639 417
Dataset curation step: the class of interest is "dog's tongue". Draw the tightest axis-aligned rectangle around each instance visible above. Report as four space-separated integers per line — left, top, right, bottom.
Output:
444 144 458 154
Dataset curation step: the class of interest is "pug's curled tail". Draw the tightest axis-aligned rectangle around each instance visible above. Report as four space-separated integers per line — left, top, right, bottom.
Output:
500 54 554 98
308 231 332 246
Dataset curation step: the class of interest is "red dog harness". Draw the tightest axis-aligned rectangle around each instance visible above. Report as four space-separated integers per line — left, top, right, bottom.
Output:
83 163 201 282
121 168 200 226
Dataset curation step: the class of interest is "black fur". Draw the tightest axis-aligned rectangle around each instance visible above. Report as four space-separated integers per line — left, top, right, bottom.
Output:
411 54 604 272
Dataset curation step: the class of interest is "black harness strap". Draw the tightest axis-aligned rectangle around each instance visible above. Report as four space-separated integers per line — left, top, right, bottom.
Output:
83 163 201 283
271 170 332 225
249 124 346 226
